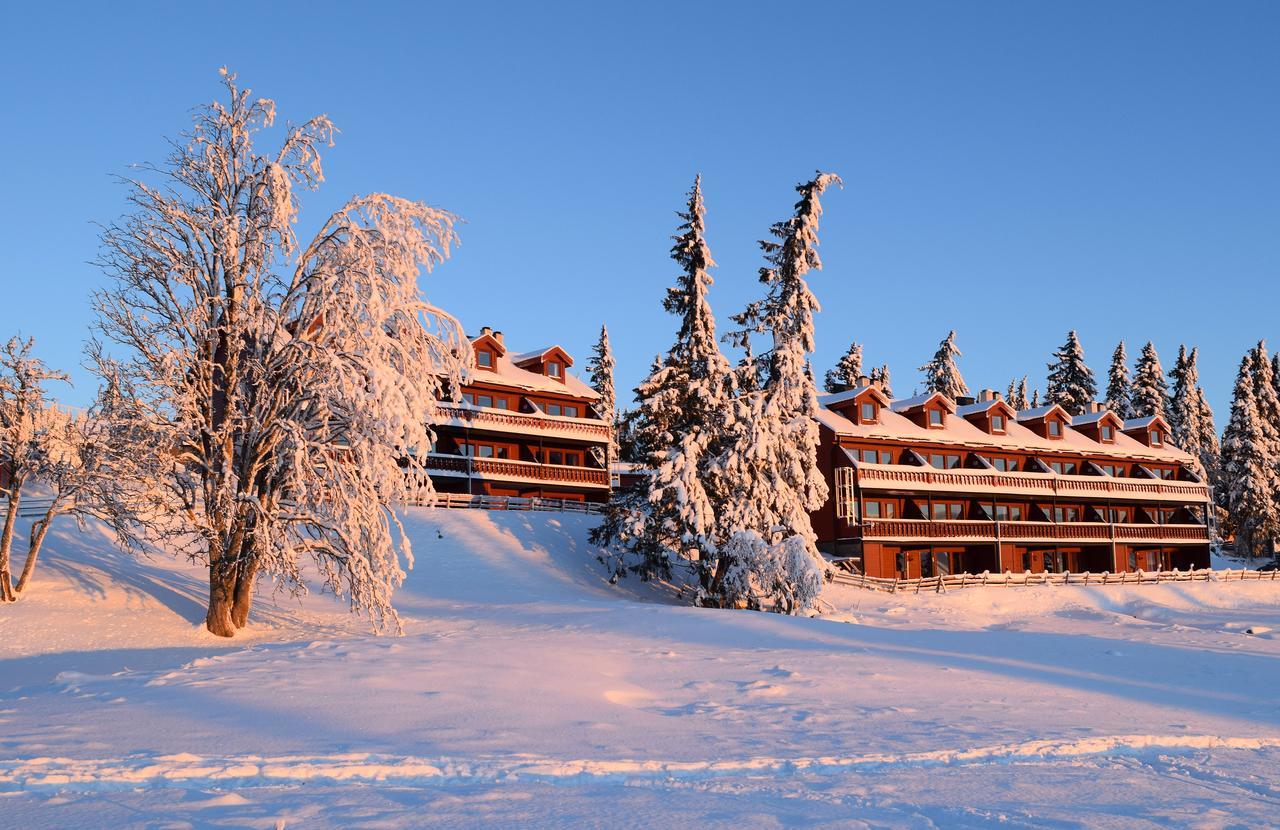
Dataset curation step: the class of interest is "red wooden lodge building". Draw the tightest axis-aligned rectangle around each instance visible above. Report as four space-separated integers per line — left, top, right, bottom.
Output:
424 327 612 503
811 381 1213 579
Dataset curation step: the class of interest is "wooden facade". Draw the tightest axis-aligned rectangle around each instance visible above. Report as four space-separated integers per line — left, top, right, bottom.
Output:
811 384 1213 578
427 327 611 502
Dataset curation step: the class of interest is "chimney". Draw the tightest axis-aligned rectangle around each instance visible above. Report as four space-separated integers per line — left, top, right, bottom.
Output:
857 374 870 387
480 326 492 338
994 391 1003 401
493 330 504 345
978 388 995 403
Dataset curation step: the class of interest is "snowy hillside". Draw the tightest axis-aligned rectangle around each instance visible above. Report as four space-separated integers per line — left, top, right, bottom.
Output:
4 508 1280 828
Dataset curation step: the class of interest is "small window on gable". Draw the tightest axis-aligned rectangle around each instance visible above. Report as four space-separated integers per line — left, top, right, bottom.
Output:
991 414 1005 433
928 408 944 427
1100 424 1114 442
1047 419 1062 437
1149 429 1162 446
476 350 493 368
860 402 877 423
564 405 578 418
547 361 562 378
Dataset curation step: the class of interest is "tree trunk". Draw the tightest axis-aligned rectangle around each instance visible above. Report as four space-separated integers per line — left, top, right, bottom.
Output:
0 490 20 602
230 558 259 629
14 514 52 595
205 560 238 637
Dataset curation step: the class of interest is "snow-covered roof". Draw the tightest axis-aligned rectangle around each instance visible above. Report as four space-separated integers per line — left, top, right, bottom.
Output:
1016 404 1066 421
814 392 1193 465
1070 411 1111 426
955 399 1009 417
1122 416 1163 430
512 346 569 365
890 391 954 413
469 338 597 400
818 384 890 408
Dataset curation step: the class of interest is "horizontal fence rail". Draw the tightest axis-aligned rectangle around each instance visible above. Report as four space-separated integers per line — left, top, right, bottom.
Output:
828 567 1278 594
424 453 611 487
855 518 1210 544
406 491 606 515
854 464 1210 502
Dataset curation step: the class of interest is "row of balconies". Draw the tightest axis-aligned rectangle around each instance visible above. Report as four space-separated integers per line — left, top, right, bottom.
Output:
438 403 612 442
855 518 1209 544
424 453 610 488
853 463 1210 503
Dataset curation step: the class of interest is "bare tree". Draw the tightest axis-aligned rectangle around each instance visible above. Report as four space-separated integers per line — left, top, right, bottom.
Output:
92 70 468 636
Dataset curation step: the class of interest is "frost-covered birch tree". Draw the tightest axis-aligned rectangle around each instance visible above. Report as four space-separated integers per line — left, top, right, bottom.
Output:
1105 341 1133 418
1131 341 1168 419
717 172 840 613
585 324 617 468
91 71 468 636
592 175 731 586
919 331 970 399
823 341 863 392
1045 330 1097 416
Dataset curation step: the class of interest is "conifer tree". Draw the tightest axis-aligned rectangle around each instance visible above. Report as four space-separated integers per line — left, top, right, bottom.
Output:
585 324 617 468
1044 330 1097 415
717 172 840 613
1031 388 1041 408
1189 348 1221 487
1006 376 1029 410
1221 354 1280 558
823 341 863 393
1167 345 1195 445
918 331 970 399
592 176 731 583
869 364 894 398
1105 341 1133 418
1131 341 1168 419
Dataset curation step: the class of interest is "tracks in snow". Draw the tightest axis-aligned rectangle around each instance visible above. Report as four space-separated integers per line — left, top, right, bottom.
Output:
5 734 1280 792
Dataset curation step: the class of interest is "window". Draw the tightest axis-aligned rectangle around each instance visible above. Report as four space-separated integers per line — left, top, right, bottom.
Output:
895 553 907 577
548 451 563 465
496 446 509 459
1149 430 1162 446
864 501 880 519
991 414 1005 433
934 551 952 577
929 453 960 470
1044 551 1063 574
548 361 562 378
995 504 1025 522
1104 507 1130 523
564 405 578 418
476 394 493 408
928 408 944 427
920 551 934 579
477 445 494 458
1050 461 1078 475
495 398 509 410
565 452 580 466
1022 552 1033 572
989 456 1018 472
462 392 474 405
1100 425 1114 442
859 449 893 464
931 502 962 520
864 500 895 519
458 443 474 456
476 350 492 368
546 403 562 416
861 402 877 423
1053 506 1081 523
1048 419 1062 437
1128 551 1138 571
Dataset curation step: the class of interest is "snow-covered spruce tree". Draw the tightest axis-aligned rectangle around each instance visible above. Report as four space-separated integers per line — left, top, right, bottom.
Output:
1006 376 1029 411
1044 330 1097 416
1221 355 1280 558
585 324 617 468
592 175 731 586
823 341 863 392
1251 342 1280 453
1105 341 1133 418
1131 341 1168 419
869 364 893 398
1030 388 1041 408
1187 348 1222 488
918 331 970 399
717 172 840 614
91 71 468 637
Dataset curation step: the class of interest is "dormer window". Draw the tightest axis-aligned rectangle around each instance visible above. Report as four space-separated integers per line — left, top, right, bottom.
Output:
1047 419 1062 438
991 414 1006 433
1149 429 1162 446
1100 424 1114 442
860 402 878 423
476 350 493 369
548 361 561 378
928 408 944 427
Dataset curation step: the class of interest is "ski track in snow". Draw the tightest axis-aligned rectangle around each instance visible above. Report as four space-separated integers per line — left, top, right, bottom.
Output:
6 734 1280 792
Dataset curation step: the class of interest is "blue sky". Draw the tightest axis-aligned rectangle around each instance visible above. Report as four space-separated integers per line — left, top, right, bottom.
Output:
1 1 1277 420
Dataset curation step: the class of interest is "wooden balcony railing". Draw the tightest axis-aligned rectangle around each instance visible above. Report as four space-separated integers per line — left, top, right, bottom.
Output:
854 464 1210 503
438 404 611 441
855 519 1209 544
424 453 610 488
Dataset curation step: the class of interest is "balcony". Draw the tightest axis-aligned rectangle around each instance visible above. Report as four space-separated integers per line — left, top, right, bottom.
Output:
854 518 1209 545
438 404 611 443
853 463 1210 504
424 453 610 489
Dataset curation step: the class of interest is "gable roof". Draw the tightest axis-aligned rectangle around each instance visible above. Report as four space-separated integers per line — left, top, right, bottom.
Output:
467 336 596 399
1123 415 1168 431
1016 403 1070 422
891 391 957 414
956 398 1017 419
820 384 892 409
512 345 574 367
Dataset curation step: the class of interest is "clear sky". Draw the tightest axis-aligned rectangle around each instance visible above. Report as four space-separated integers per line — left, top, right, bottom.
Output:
2 1 1277 421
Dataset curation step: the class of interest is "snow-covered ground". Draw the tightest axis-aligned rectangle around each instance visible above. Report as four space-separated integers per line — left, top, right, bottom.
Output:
3 509 1280 828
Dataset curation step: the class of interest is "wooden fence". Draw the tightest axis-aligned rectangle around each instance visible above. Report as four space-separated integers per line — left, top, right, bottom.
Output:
828 566 1279 594
407 492 606 515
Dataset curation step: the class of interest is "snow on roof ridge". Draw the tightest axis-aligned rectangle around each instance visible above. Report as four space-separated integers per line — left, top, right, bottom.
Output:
818 384 875 406
1122 415 1161 429
512 346 566 364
